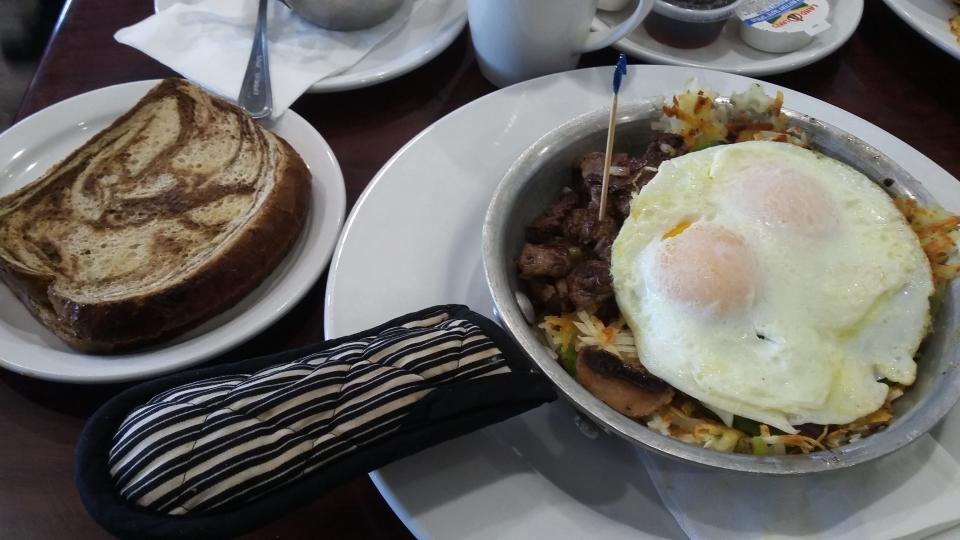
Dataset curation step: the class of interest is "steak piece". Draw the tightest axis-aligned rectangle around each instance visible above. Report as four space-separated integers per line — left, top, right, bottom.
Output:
575 134 683 221
641 132 683 164
593 298 620 325
517 241 581 279
526 187 579 243
563 208 618 259
577 152 640 220
578 152 638 184
566 259 613 309
527 279 573 313
609 133 684 217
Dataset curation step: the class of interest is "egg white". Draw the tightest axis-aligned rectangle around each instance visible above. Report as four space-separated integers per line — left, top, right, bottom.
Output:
611 141 933 433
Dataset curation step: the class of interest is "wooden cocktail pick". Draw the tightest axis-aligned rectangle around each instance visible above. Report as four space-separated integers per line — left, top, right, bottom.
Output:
598 53 628 222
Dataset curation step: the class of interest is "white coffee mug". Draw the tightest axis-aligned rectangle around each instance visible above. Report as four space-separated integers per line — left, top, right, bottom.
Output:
468 0 652 87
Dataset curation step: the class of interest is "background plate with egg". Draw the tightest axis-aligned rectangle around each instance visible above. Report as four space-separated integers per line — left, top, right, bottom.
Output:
882 0 960 61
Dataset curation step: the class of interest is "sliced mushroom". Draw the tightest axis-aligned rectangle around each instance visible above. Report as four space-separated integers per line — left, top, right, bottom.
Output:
575 347 674 419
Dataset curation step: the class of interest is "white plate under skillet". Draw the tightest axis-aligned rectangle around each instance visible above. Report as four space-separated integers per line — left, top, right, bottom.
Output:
883 0 960 61
155 0 467 93
593 0 863 76
323 65 960 538
0 80 346 383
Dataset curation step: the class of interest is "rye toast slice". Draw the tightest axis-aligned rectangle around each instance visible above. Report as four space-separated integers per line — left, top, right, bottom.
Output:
0 79 311 352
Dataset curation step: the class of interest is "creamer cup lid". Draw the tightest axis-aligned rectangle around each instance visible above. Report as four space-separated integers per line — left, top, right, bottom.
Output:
737 0 831 36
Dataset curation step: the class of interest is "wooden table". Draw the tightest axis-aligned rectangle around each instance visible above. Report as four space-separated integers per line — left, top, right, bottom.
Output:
4 1 960 538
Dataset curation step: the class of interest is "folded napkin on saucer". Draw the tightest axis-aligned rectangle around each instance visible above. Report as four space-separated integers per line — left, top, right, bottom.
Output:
115 0 417 117
641 414 960 540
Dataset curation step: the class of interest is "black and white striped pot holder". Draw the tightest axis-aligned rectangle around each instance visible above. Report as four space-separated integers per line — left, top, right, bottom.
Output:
75 305 557 539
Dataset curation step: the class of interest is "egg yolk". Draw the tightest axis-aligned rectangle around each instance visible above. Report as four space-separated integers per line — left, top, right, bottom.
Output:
726 163 838 236
652 224 756 315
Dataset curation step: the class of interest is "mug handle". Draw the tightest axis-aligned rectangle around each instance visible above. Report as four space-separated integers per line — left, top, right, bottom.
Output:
576 0 652 53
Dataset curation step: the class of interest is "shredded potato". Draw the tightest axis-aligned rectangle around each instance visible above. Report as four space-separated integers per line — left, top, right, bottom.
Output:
894 198 960 285
571 312 637 359
539 315 576 351
655 81 806 151
659 88 728 150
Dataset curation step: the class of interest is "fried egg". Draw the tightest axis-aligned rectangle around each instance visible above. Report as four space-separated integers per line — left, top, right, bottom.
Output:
610 140 933 433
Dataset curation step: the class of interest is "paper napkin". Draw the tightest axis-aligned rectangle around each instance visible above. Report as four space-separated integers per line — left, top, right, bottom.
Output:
115 0 417 117
641 407 960 540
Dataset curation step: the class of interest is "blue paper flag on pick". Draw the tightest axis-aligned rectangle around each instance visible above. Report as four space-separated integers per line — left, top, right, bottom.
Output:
613 53 627 94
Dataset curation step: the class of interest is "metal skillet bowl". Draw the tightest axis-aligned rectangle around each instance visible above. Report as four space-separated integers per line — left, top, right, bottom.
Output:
481 99 960 475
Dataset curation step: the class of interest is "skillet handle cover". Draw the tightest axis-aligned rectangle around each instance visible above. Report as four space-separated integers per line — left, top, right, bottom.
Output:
74 305 556 539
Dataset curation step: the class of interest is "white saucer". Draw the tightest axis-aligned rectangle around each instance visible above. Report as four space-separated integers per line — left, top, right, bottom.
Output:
883 0 960 61
0 80 346 383
155 0 467 93
594 0 863 76
324 65 960 538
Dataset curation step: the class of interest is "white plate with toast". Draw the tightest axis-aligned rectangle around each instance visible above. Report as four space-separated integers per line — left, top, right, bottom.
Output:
0 80 346 383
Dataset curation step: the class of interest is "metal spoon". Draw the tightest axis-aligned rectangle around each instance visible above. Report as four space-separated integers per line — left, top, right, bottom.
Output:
238 0 273 119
